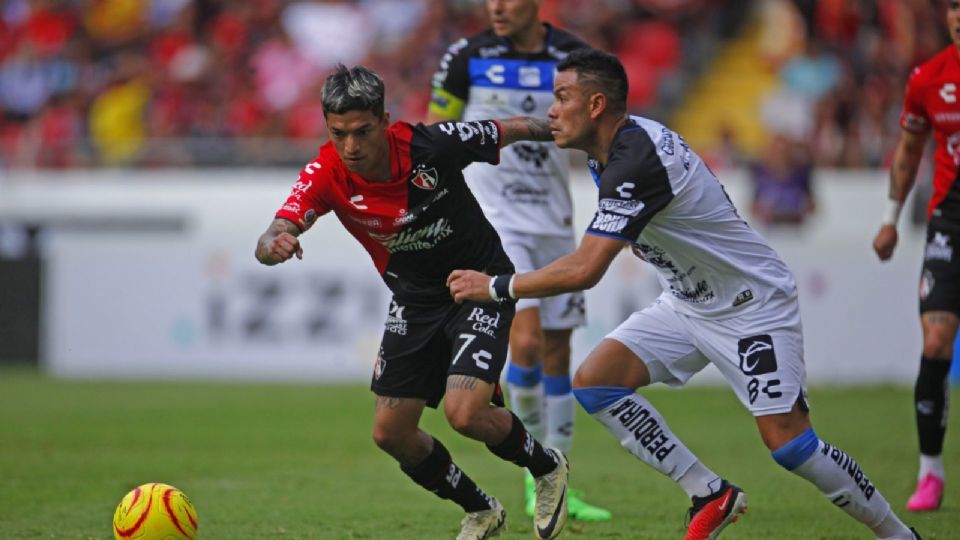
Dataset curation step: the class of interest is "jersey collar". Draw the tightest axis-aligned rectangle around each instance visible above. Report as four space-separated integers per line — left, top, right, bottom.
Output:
499 22 554 53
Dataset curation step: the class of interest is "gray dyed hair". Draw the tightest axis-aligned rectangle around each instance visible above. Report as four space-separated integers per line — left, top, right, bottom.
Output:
321 64 385 118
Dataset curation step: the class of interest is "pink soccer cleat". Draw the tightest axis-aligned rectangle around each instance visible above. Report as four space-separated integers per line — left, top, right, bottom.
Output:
906 474 944 512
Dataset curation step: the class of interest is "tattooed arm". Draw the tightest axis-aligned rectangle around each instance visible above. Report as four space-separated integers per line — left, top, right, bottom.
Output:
497 116 554 147
888 129 929 203
873 129 930 261
255 218 303 265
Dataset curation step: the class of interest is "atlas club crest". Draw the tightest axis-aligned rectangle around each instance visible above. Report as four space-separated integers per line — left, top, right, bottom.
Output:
411 167 438 190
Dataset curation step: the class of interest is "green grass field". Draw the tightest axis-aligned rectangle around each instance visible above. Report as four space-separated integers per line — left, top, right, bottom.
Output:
1 367 957 539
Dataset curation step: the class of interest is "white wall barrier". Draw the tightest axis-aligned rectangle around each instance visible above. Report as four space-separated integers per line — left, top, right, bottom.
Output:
0 168 924 384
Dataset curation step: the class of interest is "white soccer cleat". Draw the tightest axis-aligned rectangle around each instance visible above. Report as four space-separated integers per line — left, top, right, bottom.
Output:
457 498 506 540
533 448 569 540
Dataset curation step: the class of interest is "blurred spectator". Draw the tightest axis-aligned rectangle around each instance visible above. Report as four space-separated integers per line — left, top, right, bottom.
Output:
749 134 815 226
779 38 840 101
250 23 317 113
88 53 150 165
0 0 942 169
703 123 746 171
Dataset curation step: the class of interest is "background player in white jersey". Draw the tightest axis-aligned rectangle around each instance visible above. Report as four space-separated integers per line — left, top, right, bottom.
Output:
426 0 609 521
449 49 921 540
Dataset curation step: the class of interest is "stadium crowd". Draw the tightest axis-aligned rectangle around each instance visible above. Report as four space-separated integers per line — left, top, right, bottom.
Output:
0 0 949 169
757 0 949 169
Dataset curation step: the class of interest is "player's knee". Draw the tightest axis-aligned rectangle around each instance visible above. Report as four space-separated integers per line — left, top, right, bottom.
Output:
443 400 482 436
572 364 608 389
770 427 819 471
372 425 406 456
572 360 623 389
543 342 571 374
571 386 634 414
510 329 542 366
572 367 591 389
922 332 953 358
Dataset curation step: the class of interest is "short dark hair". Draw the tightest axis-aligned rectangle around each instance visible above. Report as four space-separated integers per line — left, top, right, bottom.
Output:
321 64 385 117
556 49 628 114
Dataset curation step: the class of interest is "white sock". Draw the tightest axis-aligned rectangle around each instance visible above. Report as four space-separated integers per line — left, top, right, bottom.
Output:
677 461 723 498
508 383 544 441
875 512 918 539
545 393 575 454
791 439 911 538
918 453 944 480
590 392 709 485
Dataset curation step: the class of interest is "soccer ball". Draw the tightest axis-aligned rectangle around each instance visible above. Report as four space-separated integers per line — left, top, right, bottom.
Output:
113 483 198 540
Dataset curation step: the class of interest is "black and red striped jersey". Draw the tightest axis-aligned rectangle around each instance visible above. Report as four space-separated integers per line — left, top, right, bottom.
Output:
900 45 960 222
276 119 514 306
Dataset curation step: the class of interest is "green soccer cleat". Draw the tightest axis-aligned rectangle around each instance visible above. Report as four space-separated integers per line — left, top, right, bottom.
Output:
524 471 612 521
567 488 612 522
524 470 537 518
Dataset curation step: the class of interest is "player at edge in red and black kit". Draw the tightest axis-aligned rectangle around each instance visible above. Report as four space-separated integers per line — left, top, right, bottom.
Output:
872 0 960 514
255 64 569 540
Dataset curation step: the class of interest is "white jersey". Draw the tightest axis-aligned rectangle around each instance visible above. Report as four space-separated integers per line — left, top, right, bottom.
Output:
428 26 589 237
586 116 797 318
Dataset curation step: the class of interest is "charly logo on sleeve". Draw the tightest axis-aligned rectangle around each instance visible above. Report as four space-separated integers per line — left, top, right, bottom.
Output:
941 82 957 104
615 182 635 198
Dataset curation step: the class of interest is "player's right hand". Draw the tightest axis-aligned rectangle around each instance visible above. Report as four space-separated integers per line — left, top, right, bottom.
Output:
264 232 303 264
872 224 898 261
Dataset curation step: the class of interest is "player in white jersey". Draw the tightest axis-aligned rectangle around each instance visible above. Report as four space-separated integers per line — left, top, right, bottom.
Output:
427 0 609 521
448 48 922 540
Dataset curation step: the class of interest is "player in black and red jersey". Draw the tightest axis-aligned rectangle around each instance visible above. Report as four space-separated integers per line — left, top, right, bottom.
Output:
872 0 960 513
255 64 568 540
427 1 610 521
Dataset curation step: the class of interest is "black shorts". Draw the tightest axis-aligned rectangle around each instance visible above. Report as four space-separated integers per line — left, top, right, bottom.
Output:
370 297 515 408
919 218 960 315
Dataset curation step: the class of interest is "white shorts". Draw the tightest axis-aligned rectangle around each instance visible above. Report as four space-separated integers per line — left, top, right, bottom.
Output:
500 232 586 330
606 293 808 416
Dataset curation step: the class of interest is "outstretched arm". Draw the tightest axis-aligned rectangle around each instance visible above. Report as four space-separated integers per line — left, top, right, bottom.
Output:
447 233 626 303
498 117 554 147
255 218 303 265
873 129 929 261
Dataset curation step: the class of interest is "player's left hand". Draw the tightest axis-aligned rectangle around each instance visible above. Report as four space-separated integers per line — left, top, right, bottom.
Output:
447 270 493 303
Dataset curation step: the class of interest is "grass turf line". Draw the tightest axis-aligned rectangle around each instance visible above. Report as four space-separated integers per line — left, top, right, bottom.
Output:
1 368 957 539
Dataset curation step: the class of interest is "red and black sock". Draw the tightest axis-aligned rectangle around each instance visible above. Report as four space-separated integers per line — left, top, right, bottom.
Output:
915 356 951 456
401 437 494 512
486 410 559 477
